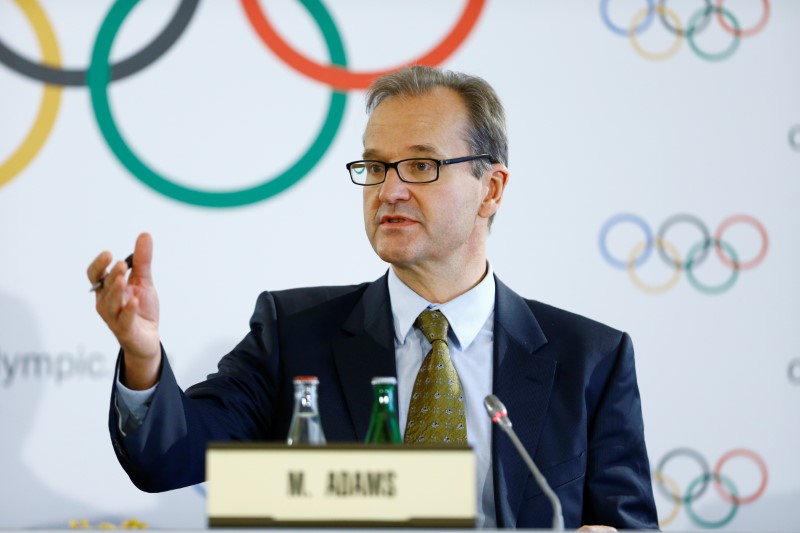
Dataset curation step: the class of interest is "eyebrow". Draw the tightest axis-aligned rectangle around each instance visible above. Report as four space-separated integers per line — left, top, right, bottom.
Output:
362 144 442 160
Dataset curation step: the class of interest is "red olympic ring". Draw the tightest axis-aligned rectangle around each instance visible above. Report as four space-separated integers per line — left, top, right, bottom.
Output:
714 214 769 271
240 0 486 90
714 448 769 505
716 0 770 38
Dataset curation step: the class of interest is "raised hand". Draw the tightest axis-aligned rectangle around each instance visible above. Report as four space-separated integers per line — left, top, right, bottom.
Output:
88 232 161 389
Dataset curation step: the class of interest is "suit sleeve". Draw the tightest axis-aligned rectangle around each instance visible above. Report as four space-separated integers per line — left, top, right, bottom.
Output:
108 291 282 493
581 332 659 529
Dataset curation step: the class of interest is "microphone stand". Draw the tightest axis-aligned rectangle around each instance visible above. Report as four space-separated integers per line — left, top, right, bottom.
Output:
485 395 564 530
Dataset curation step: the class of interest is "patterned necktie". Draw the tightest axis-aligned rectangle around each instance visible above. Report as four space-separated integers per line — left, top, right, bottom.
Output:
404 309 467 445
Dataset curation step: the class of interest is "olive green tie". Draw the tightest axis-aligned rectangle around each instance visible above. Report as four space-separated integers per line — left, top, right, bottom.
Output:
404 309 467 445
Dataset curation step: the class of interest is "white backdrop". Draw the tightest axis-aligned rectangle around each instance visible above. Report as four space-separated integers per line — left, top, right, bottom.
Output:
1 0 798 530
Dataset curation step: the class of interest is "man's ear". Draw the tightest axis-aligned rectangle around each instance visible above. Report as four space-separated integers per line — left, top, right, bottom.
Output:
478 164 509 219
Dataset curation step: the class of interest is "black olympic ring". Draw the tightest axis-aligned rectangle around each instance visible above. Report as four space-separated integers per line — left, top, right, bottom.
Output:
657 213 712 270
655 447 768 528
789 359 800 384
790 125 800 152
657 0 714 36
0 0 485 204
599 213 768 294
0 0 198 86
601 0 770 62
656 447 711 504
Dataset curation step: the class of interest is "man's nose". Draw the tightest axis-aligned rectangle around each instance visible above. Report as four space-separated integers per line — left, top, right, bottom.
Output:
378 167 411 203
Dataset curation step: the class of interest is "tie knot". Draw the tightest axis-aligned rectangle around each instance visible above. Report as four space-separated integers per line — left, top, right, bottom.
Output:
415 309 449 344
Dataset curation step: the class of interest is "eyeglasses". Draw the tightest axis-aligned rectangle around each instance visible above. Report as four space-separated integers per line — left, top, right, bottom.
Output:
346 154 492 186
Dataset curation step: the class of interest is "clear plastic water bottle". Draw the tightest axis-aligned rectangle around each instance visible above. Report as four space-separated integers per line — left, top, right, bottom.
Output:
286 376 326 445
365 376 402 444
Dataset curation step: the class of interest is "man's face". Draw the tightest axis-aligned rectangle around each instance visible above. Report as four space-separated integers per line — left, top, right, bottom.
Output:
362 87 497 272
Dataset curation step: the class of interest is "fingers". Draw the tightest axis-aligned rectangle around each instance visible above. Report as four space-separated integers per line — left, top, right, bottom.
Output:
129 232 154 285
90 232 149 323
89 233 160 367
95 259 133 326
106 260 133 305
87 250 113 286
88 232 151 292
104 256 132 292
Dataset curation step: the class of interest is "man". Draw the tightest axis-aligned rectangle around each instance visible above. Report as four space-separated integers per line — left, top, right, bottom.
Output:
88 66 658 530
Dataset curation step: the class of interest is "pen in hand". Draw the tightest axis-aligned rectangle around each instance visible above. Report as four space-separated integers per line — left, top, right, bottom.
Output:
90 253 134 292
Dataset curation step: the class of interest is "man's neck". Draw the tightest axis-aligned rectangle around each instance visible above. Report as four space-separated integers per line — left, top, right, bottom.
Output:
390 257 489 304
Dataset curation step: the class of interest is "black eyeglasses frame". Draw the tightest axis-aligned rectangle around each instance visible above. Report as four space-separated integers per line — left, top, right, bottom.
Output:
346 153 493 186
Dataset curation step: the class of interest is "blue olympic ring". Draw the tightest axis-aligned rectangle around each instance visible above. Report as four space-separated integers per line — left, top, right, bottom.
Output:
598 213 653 269
600 0 769 62
598 213 767 294
599 0 655 36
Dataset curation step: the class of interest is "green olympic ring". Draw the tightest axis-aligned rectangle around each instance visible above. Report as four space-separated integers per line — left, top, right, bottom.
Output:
685 239 739 295
687 6 740 62
88 0 347 207
684 473 739 529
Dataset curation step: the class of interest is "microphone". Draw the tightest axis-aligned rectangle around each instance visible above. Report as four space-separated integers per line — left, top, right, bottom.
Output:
484 394 564 530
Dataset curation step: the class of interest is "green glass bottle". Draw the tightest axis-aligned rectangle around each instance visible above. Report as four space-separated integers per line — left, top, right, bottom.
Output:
365 377 402 444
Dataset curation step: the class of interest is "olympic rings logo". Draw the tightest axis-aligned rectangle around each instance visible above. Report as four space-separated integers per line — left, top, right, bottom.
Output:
789 359 800 385
599 0 769 62
599 213 768 295
654 448 768 528
0 0 485 206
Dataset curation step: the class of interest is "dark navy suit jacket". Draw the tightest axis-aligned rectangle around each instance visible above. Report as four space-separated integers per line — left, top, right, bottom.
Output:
109 274 658 529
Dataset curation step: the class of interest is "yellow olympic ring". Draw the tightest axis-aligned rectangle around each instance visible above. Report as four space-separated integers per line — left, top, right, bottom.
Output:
0 0 62 188
654 470 682 528
629 5 683 62
627 238 682 294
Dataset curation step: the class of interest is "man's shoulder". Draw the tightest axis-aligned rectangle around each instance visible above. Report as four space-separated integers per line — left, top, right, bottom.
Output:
528 299 622 336
511 293 631 363
497 279 624 342
255 276 386 316
272 282 370 306
244 277 389 336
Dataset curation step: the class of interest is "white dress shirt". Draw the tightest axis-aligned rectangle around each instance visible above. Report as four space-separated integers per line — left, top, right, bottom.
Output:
387 266 496 528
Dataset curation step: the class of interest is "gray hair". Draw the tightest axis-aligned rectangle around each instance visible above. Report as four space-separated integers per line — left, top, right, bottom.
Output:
365 65 509 179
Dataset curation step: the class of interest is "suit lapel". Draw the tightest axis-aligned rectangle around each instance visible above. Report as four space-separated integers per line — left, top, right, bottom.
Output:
331 274 397 441
492 277 556 528
330 273 557 525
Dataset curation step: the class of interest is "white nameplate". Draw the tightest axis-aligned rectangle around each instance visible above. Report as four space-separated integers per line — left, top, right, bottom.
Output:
206 443 476 528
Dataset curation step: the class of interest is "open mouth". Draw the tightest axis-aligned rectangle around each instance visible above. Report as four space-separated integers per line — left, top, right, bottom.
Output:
379 213 416 226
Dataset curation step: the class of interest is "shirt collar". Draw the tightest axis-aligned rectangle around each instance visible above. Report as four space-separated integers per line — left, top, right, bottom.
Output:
388 263 496 351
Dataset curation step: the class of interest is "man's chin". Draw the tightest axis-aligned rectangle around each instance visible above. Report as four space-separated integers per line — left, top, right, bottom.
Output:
373 245 417 267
